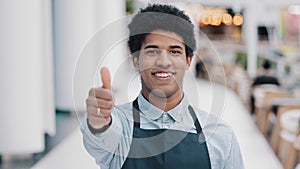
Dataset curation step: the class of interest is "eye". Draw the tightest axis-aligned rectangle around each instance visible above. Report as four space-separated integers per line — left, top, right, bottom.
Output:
169 50 182 56
145 49 159 55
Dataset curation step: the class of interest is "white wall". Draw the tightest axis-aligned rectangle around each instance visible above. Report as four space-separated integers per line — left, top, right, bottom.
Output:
0 0 55 154
54 0 128 112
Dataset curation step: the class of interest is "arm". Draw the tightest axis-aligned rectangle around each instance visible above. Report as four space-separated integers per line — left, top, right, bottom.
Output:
80 67 131 169
81 109 131 169
223 131 245 169
80 112 122 169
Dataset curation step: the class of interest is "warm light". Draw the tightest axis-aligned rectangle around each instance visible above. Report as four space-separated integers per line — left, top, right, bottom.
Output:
233 14 243 26
222 13 232 25
210 15 222 26
200 15 210 25
198 7 237 27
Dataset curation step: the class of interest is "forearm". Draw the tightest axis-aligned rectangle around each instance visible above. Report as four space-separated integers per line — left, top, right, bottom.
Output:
80 113 122 168
223 132 244 169
80 109 132 169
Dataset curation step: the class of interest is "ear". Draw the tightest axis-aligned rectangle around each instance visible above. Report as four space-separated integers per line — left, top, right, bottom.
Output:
132 56 139 69
185 56 192 69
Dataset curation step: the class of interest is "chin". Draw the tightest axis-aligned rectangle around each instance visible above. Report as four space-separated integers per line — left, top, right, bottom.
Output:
153 88 180 98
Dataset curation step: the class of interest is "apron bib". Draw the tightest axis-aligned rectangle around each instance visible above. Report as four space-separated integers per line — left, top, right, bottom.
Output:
121 98 211 169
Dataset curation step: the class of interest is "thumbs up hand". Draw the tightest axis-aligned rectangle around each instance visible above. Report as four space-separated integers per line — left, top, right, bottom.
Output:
86 67 114 131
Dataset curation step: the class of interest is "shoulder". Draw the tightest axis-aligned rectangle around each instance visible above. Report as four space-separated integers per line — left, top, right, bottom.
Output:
191 106 233 136
112 102 133 122
115 102 133 114
192 107 236 164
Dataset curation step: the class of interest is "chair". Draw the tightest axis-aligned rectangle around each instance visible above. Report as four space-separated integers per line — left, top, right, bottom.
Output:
270 105 300 153
277 109 300 169
254 89 290 135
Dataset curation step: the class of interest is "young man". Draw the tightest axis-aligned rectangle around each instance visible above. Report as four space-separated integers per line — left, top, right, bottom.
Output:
81 4 244 169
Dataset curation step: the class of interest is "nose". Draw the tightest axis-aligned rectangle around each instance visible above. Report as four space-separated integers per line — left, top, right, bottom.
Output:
156 50 172 68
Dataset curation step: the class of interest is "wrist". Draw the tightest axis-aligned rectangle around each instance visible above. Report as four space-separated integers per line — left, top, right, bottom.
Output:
87 116 112 134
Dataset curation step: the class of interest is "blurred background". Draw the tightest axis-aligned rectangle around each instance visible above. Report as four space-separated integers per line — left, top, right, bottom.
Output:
1 0 300 168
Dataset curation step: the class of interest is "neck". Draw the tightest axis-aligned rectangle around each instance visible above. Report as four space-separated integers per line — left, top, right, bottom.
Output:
141 90 183 112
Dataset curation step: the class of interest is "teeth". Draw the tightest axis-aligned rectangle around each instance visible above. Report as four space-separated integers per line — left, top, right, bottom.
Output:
155 72 172 78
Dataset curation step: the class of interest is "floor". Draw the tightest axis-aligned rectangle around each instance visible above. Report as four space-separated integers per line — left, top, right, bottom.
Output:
0 79 284 169
0 111 80 169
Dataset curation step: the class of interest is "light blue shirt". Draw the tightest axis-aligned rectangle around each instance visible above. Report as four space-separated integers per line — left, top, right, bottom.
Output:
81 93 244 169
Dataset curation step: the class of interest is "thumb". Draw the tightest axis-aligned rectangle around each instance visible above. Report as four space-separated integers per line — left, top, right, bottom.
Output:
100 67 111 90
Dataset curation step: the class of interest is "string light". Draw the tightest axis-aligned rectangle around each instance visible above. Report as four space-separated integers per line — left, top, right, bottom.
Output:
233 14 243 26
198 7 243 26
222 13 233 25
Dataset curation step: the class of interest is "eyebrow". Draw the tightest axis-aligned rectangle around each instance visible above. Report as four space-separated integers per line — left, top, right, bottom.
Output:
143 45 183 50
169 45 184 50
144 45 158 49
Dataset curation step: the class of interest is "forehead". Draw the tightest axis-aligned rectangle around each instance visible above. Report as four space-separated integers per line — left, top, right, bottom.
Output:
143 30 184 47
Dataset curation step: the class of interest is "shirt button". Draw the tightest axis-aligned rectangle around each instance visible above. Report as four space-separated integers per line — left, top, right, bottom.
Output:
162 124 169 129
163 113 168 121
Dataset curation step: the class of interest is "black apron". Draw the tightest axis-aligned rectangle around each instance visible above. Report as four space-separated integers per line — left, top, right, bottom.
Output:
121 98 211 169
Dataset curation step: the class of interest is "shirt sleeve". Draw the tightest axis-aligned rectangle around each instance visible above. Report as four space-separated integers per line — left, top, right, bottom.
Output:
223 131 245 169
80 106 132 169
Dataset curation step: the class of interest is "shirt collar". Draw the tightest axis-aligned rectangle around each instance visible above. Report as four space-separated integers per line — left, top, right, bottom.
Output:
137 92 189 122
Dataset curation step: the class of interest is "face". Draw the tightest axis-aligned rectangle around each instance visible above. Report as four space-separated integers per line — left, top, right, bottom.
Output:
132 30 192 99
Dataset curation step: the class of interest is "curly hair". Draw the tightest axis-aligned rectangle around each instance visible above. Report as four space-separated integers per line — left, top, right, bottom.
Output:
128 4 196 58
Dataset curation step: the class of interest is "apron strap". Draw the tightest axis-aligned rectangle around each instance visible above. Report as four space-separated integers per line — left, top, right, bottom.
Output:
133 98 140 128
133 98 202 134
188 105 202 134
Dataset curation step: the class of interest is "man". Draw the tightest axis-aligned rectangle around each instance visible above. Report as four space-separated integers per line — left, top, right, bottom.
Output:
81 4 244 169
252 60 280 87
250 60 280 114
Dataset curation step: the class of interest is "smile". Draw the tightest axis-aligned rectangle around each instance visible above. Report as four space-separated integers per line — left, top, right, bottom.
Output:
152 71 175 78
